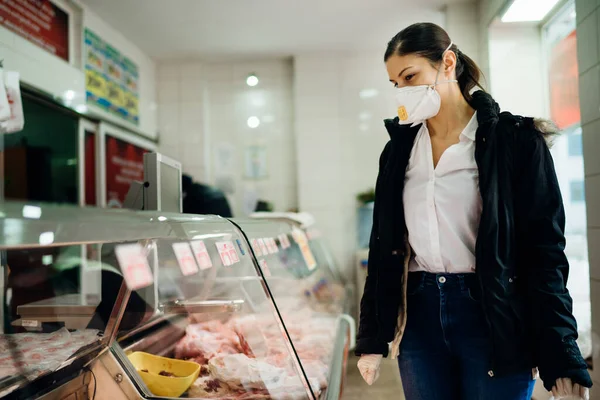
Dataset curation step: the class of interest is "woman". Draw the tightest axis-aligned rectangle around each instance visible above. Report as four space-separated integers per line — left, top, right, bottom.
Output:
355 22 592 400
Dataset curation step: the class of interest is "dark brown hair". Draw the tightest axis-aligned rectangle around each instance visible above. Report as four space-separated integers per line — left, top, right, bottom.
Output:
384 22 485 104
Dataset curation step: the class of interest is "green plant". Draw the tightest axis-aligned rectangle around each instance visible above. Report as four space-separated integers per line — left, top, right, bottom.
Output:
356 188 375 205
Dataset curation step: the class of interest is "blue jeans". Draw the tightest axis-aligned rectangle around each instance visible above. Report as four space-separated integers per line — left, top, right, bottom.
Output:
398 272 536 400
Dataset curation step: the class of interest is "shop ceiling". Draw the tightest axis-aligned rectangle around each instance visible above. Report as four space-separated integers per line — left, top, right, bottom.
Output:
81 0 466 60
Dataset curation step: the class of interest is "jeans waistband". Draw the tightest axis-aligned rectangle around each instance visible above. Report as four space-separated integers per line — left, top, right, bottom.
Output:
408 271 478 291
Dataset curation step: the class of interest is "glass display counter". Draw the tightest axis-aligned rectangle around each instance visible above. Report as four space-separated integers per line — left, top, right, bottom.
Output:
231 219 352 400
113 213 314 400
0 202 350 400
0 201 166 398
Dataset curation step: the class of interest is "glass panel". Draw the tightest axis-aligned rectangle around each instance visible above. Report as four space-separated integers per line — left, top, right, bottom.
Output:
232 218 346 398
0 201 165 396
115 215 311 400
4 97 78 204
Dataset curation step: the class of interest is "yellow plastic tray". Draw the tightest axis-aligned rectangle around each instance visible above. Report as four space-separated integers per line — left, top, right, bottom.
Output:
128 352 200 397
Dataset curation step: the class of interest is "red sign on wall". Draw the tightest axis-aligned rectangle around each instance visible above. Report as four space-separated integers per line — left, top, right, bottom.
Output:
105 135 148 208
549 30 580 130
0 0 69 62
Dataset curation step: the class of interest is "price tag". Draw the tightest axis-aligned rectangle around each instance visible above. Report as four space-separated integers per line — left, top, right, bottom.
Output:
260 259 271 277
190 240 213 270
264 238 273 254
251 239 262 256
115 243 154 290
299 242 317 271
292 228 308 246
22 320 39 328
278 234 291 249
258 239 268 255
216 241 240 266
268 238 279 253
172 242 199 276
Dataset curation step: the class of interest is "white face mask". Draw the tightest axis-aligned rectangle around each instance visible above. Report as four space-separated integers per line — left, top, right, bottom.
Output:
395 42 457 126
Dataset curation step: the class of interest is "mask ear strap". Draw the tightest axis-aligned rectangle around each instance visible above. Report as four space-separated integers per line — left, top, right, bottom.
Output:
434 41 455 86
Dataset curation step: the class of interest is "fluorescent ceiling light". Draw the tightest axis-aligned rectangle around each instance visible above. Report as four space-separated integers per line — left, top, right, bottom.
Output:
502 0 561 22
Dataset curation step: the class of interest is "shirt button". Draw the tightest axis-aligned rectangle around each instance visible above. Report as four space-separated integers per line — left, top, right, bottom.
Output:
488 370 494 377
438 276 446 284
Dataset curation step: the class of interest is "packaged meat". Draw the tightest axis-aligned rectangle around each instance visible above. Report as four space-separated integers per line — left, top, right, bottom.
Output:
209 354 285 390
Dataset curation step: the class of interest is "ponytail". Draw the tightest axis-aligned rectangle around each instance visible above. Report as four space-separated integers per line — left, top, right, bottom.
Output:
454 48 485 105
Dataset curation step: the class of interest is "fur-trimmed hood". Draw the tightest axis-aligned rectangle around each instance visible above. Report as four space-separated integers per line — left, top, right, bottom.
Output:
470 90 561 148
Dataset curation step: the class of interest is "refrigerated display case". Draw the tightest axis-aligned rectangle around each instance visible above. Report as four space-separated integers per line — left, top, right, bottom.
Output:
249 213 353 316
231 219 353 400
0 202 349 400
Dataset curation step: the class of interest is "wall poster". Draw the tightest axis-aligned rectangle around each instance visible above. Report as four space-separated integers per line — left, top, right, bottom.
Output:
0 0 69 61
85 28 139 125
105 134 147 208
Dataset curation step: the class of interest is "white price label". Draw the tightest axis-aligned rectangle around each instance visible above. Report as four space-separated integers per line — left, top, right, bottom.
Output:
258 239 268 255
260 259 271 277
251 239 262 256
268 238 279 253
172 242 199 276
216 241 240 266
21 319 39 328
190 240 213 270
279 234 291 249
115 243 154 290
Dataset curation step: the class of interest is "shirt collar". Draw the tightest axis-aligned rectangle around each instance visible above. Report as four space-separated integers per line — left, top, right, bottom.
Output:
461 112 478 142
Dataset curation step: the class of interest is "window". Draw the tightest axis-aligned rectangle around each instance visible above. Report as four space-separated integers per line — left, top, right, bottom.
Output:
570 180 585 202
568 133 583 156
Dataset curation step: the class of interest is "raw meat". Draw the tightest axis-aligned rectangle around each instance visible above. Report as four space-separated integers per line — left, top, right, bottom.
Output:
175 325 240 363
209 354 285 390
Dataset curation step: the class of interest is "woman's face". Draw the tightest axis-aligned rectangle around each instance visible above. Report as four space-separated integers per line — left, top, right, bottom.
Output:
385 51 457 97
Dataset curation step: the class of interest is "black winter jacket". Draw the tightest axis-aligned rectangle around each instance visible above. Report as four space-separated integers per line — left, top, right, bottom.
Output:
355 91 592 390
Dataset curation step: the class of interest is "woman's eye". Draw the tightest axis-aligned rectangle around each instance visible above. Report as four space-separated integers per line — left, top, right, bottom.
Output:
405 74 415 82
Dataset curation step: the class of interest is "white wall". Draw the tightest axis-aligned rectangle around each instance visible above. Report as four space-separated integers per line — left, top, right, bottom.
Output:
293 52 394 281
488 25 546 117
0 1 158 139
157 59 297 217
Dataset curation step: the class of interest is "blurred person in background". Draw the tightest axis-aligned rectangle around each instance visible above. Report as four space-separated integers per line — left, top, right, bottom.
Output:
182 174 233 217
355 22 591 400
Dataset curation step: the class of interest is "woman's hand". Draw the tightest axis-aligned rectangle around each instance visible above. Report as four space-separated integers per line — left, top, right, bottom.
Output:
357 354 383 385
551 378 589 400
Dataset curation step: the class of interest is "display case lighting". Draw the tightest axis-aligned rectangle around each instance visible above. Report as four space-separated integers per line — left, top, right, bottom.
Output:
501 0 561 22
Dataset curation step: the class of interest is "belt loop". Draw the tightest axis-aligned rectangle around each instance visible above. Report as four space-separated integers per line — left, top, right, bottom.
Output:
458 275 466 291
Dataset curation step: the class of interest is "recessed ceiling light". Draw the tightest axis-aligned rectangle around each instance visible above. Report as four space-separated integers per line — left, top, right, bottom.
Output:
246 74 259 87
501 0 561 23
247 116 260 129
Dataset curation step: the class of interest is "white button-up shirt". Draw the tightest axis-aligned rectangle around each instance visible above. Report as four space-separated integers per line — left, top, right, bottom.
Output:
403 113 482 273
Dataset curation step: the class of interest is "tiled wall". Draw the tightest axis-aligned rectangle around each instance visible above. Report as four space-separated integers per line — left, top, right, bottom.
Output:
293 52 395 281
576 0 600 391
156 59 297 216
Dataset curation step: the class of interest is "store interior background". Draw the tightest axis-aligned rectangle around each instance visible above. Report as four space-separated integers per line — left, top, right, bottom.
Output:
3 0 600 397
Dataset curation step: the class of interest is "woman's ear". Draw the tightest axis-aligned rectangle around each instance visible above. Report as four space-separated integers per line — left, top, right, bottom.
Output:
443 50 457 76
